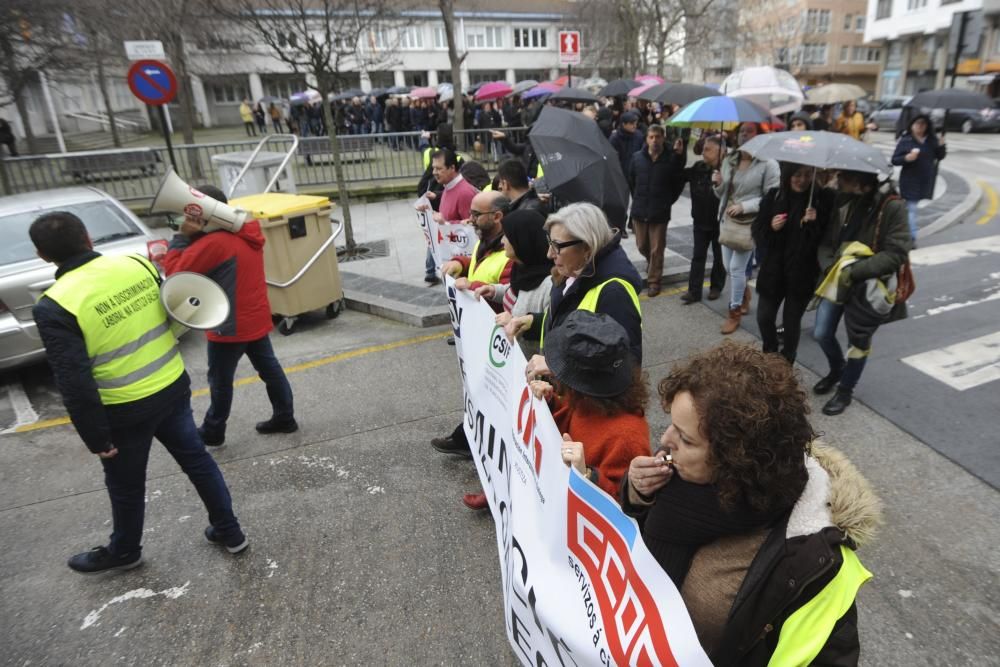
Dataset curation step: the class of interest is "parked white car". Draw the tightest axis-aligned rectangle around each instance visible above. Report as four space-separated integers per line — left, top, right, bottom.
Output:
0 187 159 371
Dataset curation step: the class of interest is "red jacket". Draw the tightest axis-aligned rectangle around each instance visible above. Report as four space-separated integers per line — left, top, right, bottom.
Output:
161 221 273 343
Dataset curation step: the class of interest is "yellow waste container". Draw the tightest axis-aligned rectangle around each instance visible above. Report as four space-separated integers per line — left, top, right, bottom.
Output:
230 192 344 335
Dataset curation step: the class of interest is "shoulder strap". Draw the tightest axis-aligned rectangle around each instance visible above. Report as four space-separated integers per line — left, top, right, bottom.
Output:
871 194 901 254
127 254 162 286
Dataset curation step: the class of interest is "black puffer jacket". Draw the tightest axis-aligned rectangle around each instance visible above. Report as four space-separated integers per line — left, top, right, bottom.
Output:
526 234 643 362
627 145 687 221
752 186 835 300
891 124 946 201
683 160 722 231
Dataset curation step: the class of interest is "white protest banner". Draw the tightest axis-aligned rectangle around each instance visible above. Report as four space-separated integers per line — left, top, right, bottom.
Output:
415 196 475 270
445 277 711 667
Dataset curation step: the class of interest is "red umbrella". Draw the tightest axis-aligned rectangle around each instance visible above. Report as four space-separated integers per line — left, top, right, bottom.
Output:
410 86 438 99
635 74 665 85
475 81 514 102
552 75 583 88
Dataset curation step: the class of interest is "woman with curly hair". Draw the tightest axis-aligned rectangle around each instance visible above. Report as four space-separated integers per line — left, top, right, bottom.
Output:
622 342 881 665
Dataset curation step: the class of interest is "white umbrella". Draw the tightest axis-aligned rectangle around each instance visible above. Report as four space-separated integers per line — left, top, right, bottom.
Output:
805 83 868 105
437 82 454 103
583 77 608 93
720 66 804 115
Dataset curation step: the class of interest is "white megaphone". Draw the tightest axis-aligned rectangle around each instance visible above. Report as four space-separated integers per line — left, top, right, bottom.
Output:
160 272 231 337
150 168 248 233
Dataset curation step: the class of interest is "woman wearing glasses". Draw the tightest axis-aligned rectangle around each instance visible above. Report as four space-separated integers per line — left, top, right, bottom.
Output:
506 202 643 378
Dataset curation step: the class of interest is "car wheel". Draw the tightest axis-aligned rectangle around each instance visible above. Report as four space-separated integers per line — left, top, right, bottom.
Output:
962 119 974 134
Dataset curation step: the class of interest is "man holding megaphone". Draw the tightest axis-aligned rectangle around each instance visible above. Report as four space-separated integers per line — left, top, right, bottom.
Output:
159 184 297 448
28 212 249 573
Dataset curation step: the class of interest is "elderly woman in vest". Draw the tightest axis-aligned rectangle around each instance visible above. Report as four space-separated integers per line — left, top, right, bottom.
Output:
505 203 643 382
623 342 880 665
713 123 780 335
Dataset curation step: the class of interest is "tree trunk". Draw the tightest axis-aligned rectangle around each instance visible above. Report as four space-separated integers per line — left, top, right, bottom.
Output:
13 92 37 155
93 32 121 147
440 0 463 131
166 33 204 179
321 90 357 252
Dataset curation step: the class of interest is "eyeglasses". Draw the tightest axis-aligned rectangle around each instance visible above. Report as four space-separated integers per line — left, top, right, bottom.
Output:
545 233 584 253
469 210 492 219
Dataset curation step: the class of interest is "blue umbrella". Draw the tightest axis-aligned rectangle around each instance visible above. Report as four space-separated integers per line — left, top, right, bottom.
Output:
668 96 771 127
522 85 557 100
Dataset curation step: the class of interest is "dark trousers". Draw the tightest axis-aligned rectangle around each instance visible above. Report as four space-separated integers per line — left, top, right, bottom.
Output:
202 335 294 438
757 291 810 364
813 300 869 390
243 121 256 137
103 392 240 555
688 227 726 296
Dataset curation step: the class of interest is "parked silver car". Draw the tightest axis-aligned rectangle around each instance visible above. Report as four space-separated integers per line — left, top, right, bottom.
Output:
0 187 159 371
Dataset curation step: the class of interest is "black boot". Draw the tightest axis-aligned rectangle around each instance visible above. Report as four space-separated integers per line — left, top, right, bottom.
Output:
822 388 853 416
813 368 843 395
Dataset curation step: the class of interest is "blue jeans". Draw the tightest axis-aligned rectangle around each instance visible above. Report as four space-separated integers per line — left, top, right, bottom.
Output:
203 335 294 439
103 390 240 555
906 199 920 240
813 299 868 390
721 245 753 310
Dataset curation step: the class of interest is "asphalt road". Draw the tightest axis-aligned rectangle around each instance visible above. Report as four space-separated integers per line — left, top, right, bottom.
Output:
1 287 999 665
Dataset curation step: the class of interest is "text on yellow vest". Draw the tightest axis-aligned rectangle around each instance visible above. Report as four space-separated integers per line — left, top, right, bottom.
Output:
44 255 184 405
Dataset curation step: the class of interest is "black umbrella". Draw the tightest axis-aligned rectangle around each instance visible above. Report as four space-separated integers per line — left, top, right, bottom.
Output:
598 79 641 98
739 131 891 175
907 87 993 110
332 88 365 101
385 85 410 95
528 106 630 229
637 83 721 107
549 87 600 105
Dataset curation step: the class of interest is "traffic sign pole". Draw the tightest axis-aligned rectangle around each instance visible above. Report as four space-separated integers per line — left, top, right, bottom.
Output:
156 105 177 171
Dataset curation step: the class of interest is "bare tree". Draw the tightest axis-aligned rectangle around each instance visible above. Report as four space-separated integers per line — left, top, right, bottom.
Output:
219 0 402 253
0 1 80 153
438 0 464 131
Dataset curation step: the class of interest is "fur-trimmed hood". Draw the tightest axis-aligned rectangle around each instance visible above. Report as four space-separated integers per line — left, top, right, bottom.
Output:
786 443 883 548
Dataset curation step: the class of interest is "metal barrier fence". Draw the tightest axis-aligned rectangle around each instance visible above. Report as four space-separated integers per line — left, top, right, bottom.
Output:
0 127 530 203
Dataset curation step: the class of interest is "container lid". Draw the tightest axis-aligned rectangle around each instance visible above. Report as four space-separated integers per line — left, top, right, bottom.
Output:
230 193 332 218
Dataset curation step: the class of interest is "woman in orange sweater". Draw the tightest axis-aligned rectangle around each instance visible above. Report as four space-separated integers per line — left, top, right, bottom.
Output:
530 310 650 498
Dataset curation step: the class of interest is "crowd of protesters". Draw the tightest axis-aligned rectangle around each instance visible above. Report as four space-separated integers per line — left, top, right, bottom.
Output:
412 83 897 663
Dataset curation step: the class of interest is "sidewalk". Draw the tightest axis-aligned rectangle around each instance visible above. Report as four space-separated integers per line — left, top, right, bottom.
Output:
334 164 978 326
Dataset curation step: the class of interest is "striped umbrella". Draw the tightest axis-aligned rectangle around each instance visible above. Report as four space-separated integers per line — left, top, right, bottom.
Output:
667 96 771 128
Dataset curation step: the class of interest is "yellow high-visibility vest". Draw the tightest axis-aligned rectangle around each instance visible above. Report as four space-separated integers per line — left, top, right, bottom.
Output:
540 277 641 349
468 241 508 285
44 255 184 405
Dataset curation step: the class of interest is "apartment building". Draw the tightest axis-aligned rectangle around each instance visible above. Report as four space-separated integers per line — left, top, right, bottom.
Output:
737 0 881 93
865 0 1000 98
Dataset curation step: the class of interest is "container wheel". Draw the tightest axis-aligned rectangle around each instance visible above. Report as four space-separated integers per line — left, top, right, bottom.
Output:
326 300 344 319
278 317 296 336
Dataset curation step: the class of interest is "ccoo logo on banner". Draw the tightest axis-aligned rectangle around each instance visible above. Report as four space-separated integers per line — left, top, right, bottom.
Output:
415 196 476 269
446 277 710 666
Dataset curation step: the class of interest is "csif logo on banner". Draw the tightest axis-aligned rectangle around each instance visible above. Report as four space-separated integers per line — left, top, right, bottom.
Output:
489 325 512 368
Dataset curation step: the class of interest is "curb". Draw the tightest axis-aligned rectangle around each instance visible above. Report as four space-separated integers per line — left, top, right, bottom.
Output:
919 167 983 239
343 290 450 328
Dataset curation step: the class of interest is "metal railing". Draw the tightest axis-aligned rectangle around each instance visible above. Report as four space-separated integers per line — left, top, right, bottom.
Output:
0 127 530 202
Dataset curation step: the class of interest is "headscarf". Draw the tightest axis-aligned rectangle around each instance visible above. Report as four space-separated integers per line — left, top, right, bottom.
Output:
501 209 553 292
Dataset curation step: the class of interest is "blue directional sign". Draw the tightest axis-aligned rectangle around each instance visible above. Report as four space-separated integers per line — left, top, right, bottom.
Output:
127 59 177 106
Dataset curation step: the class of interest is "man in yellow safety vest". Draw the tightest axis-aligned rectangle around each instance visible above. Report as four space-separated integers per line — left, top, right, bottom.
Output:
30 212 248 574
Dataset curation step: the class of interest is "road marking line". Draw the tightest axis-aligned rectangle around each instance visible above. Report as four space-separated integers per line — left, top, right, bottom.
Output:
0 381 40 434
902 331 1000 391
976 181 998 225
921 289 1000 317
909 234 1000 267
11 330 452 434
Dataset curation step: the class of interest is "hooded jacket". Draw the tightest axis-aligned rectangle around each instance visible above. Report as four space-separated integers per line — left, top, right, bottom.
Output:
624 444 882 666
161 221 273 343
609 126 645 177
526 234 643 362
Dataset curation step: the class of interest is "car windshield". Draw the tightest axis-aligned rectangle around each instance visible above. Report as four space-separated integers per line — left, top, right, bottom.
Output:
0 200 140 267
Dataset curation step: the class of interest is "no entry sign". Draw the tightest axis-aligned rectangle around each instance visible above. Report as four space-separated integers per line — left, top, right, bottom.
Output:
127 59 177 106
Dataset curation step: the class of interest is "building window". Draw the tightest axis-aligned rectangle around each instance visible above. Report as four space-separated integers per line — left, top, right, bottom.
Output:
843 14 853 31
370 28 390 51
433 26 449 49
212 83 248 104
876 0 892 19
852 46 881 63
263 79 305 99
802 43 828 65
855 16 865 32
806 9 831 34
513 27 548 49
906 0 927 10
840 45 850 63
466 25 504 49
399 26 424 50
